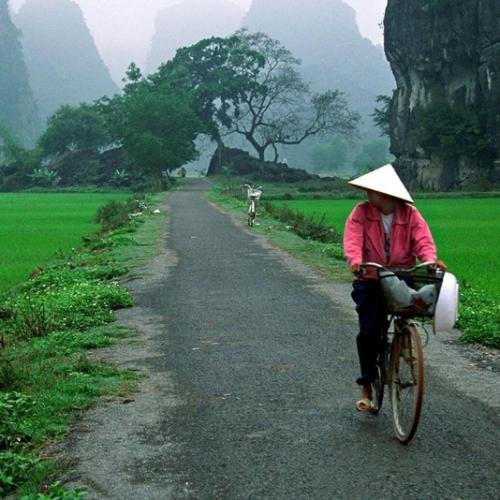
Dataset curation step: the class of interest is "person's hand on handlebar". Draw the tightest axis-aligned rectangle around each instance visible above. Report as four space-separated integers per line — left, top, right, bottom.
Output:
350 263 361 274
435 259 447 271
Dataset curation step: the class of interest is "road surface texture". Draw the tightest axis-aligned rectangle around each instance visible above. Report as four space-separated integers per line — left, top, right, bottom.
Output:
59 180 499 499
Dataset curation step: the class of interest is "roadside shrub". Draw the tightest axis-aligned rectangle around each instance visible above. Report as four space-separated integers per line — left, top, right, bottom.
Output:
31 481 85 499
21 265 128 293
0 357 21 391
95 200 134 232
264 203 340 244
11 299 53 340
0 451 40 496
322 243 344 261
0 392 35 449
7 282 131 340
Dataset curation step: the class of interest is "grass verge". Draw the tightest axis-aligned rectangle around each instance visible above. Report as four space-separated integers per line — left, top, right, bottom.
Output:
0 194 167 498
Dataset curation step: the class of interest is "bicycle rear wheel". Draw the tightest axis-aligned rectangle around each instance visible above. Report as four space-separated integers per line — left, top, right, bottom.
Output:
388 324 424 443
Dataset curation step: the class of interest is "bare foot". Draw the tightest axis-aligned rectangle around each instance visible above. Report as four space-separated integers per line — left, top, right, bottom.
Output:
356 384 373 412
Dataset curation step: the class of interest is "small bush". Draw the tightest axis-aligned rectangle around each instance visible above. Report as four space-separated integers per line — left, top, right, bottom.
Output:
28 481 85 499
0 357 21 391
322 243 344 260
0 392 35 450
95 198 150 232
0 451 40 496
8 283 131 339
12 299 53 340
95 200 132 232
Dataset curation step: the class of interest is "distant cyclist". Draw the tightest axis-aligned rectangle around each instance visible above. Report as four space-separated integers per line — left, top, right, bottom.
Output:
245 185 262 227
342 164 446 412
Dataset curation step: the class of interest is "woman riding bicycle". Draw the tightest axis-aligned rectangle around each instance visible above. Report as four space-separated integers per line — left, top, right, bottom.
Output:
343 164 446 412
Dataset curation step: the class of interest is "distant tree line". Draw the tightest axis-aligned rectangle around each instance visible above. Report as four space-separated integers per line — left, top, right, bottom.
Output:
0 30 360 190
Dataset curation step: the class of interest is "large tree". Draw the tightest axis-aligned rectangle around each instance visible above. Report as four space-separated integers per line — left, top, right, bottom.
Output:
227 31 359 161
161 30 359 162
38 104 109 156
99 64 202 180
157 34 265 149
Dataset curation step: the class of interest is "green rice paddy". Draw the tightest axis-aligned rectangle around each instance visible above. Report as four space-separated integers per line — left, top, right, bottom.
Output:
0 193 129 292
273 198 500 300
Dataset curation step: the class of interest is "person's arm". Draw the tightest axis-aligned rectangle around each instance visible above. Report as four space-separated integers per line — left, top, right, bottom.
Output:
343 204 364 272
411 207 442 266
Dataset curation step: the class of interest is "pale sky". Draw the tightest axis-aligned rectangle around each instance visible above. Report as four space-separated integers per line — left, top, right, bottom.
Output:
9 0 387 81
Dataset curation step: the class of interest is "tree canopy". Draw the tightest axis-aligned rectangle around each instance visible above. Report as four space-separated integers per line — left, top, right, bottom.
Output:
156 30 359 162
99 64 202 180
225 31 359 161
157 33 265 146
372 95 392 137
38 104 109 156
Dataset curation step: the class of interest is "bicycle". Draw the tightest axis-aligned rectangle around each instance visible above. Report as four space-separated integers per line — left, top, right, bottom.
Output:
359 261 458 444
244 184 262 227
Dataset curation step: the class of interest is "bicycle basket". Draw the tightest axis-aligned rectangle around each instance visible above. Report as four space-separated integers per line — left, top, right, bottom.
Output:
379 267 444 318
247 189 262 201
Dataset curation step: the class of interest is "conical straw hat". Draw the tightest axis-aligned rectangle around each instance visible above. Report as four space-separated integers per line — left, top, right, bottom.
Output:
348 164 414 203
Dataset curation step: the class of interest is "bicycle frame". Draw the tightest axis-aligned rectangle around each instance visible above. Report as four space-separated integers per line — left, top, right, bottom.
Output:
359 261 439 443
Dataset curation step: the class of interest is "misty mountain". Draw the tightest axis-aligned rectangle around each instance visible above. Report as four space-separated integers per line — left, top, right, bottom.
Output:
243 0 394 134
0 0 40 145
146 0 244 74
15 0 119 124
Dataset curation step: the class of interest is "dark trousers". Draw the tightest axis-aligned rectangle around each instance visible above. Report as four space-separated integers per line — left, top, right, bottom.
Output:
351 280 388 386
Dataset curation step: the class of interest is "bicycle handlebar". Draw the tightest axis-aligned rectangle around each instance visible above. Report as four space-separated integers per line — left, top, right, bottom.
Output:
360 261 436 273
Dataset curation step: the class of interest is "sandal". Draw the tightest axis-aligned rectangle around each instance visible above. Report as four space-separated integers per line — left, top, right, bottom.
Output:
356 398 374 412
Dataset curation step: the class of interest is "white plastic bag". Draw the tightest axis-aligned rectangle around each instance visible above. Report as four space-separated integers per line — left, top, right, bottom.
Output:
379 271 437 314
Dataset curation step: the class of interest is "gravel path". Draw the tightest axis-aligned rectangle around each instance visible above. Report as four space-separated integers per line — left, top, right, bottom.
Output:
60 180 499 499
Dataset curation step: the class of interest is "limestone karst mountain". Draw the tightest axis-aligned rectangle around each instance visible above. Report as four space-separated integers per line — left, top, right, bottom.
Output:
15 0 119 123
0 0 40 144
146 0 244 74
385 0 500 190
242 0 394 134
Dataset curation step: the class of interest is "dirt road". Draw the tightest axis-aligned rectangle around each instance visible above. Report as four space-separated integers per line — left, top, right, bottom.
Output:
62 180 499 499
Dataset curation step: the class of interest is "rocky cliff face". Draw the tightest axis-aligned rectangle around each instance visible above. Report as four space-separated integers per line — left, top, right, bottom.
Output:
15 0 119 123
0 0 40 145
385 0 500 190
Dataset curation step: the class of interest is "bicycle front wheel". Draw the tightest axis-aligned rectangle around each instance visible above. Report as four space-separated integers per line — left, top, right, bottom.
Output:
388 324 424 444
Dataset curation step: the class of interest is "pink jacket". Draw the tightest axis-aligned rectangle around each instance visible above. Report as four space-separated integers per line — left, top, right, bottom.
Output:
343 202 437 279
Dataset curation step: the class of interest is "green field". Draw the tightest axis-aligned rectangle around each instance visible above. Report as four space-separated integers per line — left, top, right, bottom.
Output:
273 198 500 300
0 192 129 292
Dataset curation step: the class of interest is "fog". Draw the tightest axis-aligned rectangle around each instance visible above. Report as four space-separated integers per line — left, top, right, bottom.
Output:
9 0 387 83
